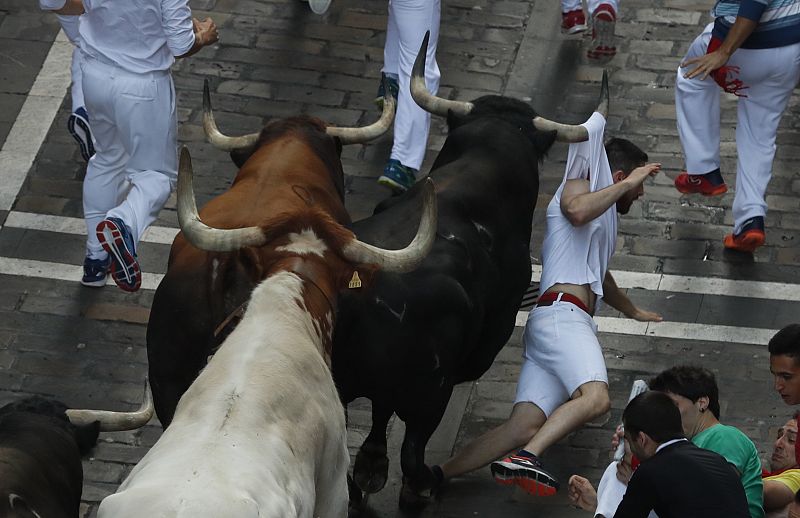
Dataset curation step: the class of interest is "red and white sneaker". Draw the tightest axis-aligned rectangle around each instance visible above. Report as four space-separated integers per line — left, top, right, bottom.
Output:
724 216 765 253
561 9 588 35
490 453 559 496
674 171 728 196
587 4 617 61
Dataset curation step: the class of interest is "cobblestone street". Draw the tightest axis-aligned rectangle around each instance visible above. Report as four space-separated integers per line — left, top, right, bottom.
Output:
1 0 799 515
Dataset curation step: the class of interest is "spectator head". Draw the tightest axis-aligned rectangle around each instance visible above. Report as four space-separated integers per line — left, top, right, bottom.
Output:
623 391 685 461
769 324 800 405
770 412 800 473
605 138 648 215
648 365 720 438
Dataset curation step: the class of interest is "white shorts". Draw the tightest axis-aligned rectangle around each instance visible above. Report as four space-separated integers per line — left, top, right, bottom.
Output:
514 299 608 416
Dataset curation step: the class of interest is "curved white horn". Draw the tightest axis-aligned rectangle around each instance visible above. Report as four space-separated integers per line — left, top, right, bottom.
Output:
203 79 260 151
327 84 396 144
411 31 473 117
66 379 154 432
532 70 610 143
343 178 437 272
177 146 266 252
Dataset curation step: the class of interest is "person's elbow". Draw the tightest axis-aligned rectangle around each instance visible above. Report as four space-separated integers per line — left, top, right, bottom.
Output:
562 204 591 227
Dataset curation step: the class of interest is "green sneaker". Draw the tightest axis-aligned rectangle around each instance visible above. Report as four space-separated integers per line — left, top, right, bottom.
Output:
378 159 417 193
374 73 399 112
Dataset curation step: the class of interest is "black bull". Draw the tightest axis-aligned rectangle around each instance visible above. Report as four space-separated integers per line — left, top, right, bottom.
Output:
332 99 557 507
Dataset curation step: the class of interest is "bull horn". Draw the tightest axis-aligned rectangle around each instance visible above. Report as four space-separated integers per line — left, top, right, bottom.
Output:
177 146 267 252
203 79 260 151
532 70 610 143
66 379 154 431
327 82 396 144
411 31 474 117
343 178 437 272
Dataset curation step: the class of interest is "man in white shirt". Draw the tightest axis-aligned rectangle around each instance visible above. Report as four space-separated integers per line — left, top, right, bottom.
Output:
52 0 217 292
431 114 662 496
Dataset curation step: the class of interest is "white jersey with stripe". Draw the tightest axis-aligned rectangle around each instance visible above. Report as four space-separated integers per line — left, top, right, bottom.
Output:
538 112 617 300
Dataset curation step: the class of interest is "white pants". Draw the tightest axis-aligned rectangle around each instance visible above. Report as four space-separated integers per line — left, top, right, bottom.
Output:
560 0 618 15
55 14 85 111
383 0 440 171
514 300 608 417
81 55 177 260
676 24 800 234
595 461 658 518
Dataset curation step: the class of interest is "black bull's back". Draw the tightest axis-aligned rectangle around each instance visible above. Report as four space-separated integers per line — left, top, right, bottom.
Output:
331 111 556 504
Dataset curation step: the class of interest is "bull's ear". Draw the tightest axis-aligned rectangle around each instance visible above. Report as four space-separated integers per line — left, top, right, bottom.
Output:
532 129 557 159
73 421 100 456
229 144 258 169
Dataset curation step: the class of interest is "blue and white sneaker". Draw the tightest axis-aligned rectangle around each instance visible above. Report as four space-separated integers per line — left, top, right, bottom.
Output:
96 217 141 292
378 159 417 194
80 256 110 288
67 106 95 162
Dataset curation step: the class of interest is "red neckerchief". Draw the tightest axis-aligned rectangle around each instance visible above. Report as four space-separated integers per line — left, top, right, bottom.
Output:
706 36 749 97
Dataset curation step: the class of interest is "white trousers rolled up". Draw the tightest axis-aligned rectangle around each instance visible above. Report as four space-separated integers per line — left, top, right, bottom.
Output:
676 24 800 233
383 0 440 171
80 54 177 260
560 0 618 15
55 14 84 111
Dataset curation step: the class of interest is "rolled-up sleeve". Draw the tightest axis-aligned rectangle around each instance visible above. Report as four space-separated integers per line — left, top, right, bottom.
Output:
161 0 195 57
39 0 67 10
737 0 768 21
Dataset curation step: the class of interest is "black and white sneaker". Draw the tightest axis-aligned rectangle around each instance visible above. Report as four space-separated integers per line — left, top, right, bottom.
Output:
68 106 95 162
491 452 560 496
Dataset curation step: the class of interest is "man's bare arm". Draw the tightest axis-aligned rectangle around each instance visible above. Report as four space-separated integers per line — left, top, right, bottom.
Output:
602 271 663 322
176 17 219 59
560 163 660 226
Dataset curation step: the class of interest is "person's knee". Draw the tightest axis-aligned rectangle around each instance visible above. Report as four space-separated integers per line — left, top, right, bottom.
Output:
577 384 610 419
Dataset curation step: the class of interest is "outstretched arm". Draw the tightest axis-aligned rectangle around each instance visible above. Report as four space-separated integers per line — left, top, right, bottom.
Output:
560 163 660 226
602 272 663 322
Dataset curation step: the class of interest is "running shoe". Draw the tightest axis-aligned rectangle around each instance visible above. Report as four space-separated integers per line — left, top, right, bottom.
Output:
561 9 588 35
67 106 95 162
724 216 765 253
491 452 560 496
587 4 617 61
674 168 728 196
374 73 399 112
378 159 417 194
96 217 141 292
80 256 110 288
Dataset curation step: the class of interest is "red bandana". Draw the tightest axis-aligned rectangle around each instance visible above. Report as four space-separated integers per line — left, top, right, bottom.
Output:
706 37 749 97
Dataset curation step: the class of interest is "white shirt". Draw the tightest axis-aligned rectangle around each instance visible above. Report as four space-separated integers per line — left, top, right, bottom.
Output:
538 112 618 300
79 0 195 73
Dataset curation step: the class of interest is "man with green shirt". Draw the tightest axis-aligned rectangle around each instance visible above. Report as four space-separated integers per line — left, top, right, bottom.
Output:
568 365 764 518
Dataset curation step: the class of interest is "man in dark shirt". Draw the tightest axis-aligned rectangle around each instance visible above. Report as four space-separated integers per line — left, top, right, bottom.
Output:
614 391 750 518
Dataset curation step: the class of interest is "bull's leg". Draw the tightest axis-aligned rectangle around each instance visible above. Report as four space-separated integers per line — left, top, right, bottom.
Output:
353 402 393 493
398 390 451 510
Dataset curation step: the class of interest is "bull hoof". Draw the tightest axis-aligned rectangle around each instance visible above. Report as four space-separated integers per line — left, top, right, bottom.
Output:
398 475 435 512
354 444 390 493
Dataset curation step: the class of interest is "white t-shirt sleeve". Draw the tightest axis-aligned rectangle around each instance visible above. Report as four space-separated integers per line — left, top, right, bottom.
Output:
39 0 68 10
161 0 195 57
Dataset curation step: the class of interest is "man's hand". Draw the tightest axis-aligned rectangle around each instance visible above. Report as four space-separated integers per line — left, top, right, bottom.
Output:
681 50 730 81
568 475 598 511
193 17 218 47
624 163 661 188
611 424 624 450
625 307 663 322
616 456 634 485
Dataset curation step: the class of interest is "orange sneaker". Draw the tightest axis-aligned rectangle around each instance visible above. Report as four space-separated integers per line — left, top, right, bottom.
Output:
724 216 765 253
674 170 728 196
490 452 559 496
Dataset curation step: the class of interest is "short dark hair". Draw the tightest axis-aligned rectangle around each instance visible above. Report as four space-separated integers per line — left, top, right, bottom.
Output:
605 138 648 176
648 365 721 419
623 391 685 444
768 324 800 363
